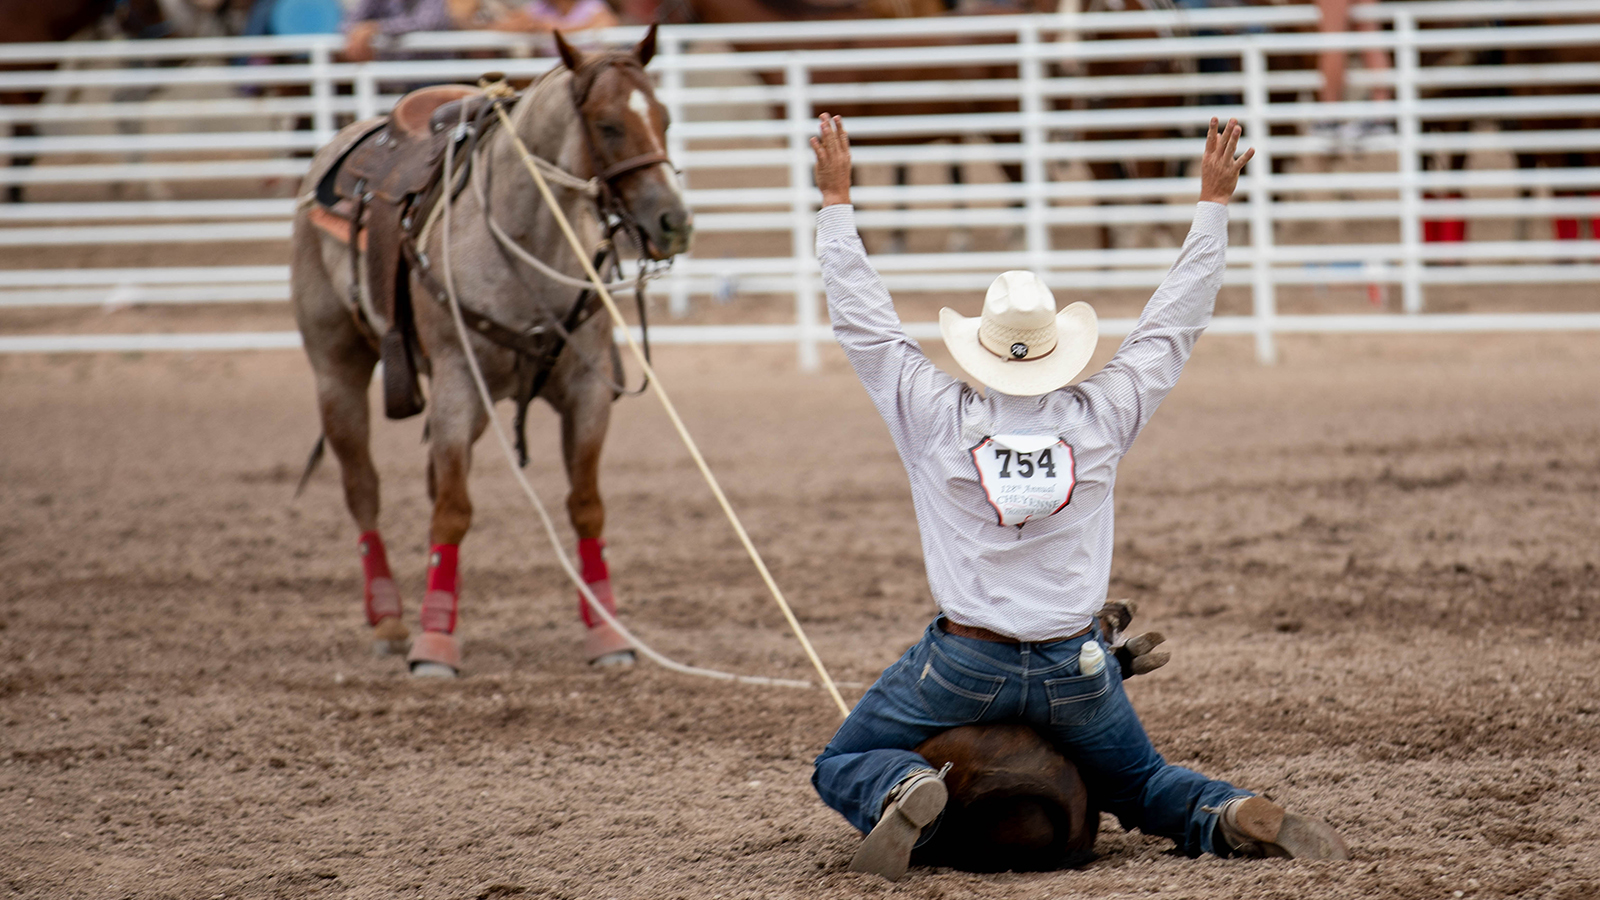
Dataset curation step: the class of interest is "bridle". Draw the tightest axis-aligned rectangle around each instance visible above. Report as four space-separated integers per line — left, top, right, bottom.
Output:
563 53 677 261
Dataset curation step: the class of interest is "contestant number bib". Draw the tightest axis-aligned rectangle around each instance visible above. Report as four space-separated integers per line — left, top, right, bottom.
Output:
970 434 1077 527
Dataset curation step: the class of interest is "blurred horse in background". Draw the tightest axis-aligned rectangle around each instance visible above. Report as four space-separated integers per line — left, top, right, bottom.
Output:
1056 0 1199 250
667 0 1050 253
0 0 250 202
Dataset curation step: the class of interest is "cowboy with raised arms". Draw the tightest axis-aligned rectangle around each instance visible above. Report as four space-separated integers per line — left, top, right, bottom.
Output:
808 113 1349 880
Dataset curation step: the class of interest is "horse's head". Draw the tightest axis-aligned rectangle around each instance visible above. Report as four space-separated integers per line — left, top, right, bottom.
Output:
555 26 693 260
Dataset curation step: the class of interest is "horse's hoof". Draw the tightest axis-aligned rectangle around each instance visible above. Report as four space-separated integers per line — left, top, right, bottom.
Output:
584 622 632 664
373 638 408 657
591 650 636 669
371 616 410 657
409 661 458 679
407 630 460 677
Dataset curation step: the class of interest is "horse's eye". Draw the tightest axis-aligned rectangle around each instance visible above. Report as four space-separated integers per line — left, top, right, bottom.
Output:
598 123 625 141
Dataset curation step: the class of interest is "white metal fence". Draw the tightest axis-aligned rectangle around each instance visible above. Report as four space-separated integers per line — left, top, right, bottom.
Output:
1 0 1599 364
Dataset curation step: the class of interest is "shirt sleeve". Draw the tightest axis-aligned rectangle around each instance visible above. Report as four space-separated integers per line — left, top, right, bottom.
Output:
345 0 380 29
1075 201 1229 454
360 0 456 35
817 204 964 456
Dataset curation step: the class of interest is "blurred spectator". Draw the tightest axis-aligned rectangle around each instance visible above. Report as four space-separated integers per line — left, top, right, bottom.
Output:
488 0 620 34
243 0 346 36
343 0 458 61
1316 0 1392 107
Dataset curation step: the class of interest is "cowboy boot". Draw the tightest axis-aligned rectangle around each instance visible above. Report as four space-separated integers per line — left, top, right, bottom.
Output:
849 767 949 882
1216 796 1349 860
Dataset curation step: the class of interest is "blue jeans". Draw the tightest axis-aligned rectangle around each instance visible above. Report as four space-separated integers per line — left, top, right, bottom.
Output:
812 617 1249 858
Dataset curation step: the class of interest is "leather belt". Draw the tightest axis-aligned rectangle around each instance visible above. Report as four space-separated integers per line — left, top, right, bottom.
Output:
939 618 1092 645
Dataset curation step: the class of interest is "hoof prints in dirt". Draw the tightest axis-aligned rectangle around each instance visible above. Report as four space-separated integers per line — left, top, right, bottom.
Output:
2 342 1600 898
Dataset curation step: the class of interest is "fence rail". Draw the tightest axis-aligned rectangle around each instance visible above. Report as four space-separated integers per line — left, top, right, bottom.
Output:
2 1 1599 363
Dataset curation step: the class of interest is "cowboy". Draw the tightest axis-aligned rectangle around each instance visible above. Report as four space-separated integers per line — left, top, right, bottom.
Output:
807 113 1348 881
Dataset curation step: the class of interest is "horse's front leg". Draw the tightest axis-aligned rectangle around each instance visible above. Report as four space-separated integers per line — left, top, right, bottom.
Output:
558 369 634 667
407 362 489 678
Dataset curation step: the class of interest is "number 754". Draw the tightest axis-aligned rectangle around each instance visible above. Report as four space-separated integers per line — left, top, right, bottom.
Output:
994 447 1058 479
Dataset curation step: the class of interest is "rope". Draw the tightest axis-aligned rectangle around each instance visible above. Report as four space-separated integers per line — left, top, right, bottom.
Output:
438 97 855 713
486 93 852 718
469 148 638 295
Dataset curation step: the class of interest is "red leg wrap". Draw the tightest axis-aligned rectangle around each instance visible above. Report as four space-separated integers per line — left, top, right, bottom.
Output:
1423 219 1441 243
1555 218 1580 241
420 544 459 634
358 531 402 627
576 538 618 629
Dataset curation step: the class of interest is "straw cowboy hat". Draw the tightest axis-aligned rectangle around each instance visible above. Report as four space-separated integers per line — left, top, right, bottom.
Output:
939 271 1098 396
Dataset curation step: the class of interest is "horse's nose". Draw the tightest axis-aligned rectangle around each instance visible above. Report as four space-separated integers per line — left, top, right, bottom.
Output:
658 205 693 255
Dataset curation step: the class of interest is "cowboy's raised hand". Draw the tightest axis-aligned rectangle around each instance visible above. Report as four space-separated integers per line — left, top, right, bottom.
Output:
810 114 852 207
1199 116 1254 204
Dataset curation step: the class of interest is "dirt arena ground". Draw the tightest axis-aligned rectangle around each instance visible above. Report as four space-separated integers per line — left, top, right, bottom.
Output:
2 328 1598 900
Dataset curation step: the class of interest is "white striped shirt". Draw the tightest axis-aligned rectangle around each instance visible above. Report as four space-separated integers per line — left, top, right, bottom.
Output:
818 202 1229 640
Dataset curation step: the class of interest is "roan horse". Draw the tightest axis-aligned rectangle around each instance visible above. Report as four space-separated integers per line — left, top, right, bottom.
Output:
290 27 691 677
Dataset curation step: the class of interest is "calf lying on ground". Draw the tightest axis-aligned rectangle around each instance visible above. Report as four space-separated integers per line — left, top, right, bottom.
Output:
908 600 1166 873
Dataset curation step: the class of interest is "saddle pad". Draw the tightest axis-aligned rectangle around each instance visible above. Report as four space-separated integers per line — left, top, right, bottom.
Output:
307 205 367 251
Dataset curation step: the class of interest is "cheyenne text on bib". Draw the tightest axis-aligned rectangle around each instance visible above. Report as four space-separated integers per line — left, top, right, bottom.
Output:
969 434 1077 527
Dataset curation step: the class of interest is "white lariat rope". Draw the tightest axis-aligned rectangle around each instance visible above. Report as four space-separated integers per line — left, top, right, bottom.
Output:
439 92 852 715
470 151 638 295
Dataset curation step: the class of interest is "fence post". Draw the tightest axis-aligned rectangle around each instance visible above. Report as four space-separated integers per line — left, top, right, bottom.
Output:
1394 11 1423 314
310 42 335 144
1243 42 1277 365
1019 21 1049 275
787 57 819 373
354 66 377 121
659 32 693 320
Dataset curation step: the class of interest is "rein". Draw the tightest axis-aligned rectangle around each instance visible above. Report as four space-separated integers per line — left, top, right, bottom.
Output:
564 56 675 272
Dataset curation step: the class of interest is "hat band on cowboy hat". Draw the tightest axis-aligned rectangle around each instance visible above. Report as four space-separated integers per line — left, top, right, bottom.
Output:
939 271 1099 397
978 317 1058 362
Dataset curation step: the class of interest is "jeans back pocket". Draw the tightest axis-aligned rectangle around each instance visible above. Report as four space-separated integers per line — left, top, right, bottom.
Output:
1044 665 1113 727
915 643 1005 724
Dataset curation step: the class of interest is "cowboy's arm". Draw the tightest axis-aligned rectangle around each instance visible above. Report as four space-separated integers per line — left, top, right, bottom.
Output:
1078 118 1251 453
814 114 960 446
1076 203 1227 452
818 206 961 441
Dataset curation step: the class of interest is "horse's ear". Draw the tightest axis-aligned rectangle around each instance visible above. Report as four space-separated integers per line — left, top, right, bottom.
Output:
634 23 658 67
553 30 584 72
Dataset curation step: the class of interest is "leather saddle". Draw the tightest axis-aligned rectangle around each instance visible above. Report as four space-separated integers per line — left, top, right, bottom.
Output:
311 84 494 420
